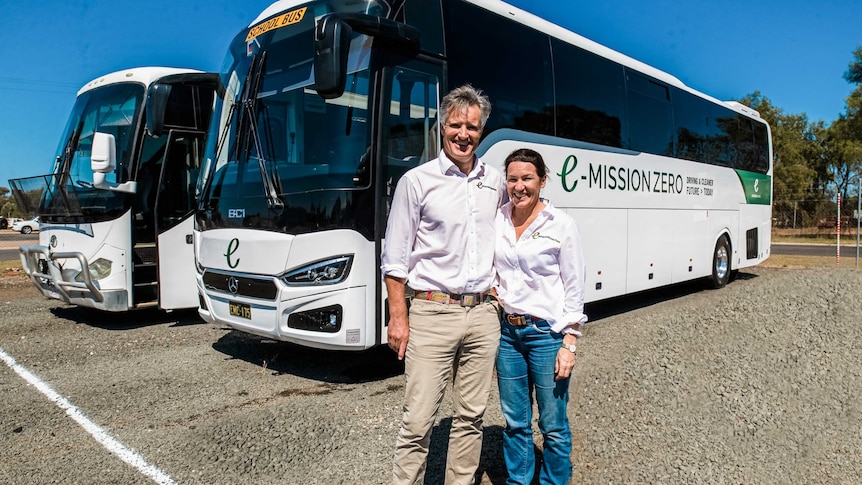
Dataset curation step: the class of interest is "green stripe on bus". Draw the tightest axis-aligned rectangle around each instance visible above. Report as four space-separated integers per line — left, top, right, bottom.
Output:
735 170 771 205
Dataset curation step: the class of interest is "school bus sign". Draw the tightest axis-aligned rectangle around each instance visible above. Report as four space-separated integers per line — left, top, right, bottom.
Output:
246 7 308 42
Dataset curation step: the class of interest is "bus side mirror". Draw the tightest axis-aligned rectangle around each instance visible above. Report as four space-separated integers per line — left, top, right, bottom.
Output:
313 17 352 100
146 82 172 137
91 132 116 174
313 14 420 100
91 132 137 193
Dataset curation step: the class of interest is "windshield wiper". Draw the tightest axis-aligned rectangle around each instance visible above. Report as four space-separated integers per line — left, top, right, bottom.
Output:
57 123 82 181
231 52 284 213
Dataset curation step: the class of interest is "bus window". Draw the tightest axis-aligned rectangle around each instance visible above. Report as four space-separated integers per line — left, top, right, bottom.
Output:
552 39 625 148
385 69 439 165
382 68 439 212
443 0 553 137
626 69 674 156
156 132 204 231
674 88 714 163
752 121 770 174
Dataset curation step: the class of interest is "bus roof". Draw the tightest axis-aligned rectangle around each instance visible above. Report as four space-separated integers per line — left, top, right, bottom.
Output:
251 1 304 26
248 0 760 121
77 67 203 96
470 1 761 120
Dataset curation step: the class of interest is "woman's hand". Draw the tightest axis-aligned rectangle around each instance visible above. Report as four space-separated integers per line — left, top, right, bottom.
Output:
554 335 577 381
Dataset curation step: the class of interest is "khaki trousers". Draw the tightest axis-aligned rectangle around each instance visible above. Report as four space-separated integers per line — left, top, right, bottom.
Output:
393 298 501 485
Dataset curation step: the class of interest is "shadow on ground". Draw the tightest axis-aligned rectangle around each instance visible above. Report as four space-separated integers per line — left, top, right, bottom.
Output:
586 271 757 322
212 329 405 383
49 306 204 330
422 419 508 484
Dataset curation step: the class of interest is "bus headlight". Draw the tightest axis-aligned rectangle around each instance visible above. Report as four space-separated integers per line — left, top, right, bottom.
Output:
280 255 353 286
75 258 112 282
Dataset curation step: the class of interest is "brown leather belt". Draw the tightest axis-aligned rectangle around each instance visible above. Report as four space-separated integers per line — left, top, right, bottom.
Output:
413 290 495 307
504 313 541 326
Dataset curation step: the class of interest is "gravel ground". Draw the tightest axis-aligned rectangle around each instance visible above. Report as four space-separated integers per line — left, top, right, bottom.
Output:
1 265 860 484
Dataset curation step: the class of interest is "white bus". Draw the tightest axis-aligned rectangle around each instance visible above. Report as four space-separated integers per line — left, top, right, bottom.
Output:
11 67 217 311
195 0 772 350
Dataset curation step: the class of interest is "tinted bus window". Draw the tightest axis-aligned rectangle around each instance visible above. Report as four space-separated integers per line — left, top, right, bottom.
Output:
626 69 673 156
443 0 554 137
674 88 716 163
552 39 625 148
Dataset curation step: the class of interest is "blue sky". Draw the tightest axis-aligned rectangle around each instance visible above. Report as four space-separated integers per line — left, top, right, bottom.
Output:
1 0 859 187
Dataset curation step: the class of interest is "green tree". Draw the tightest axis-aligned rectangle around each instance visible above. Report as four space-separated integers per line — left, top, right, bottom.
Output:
844 46 862 84
843 48 862 142
826 117 862 201
0 186 17 217
0 201 17 218
833 49 862 209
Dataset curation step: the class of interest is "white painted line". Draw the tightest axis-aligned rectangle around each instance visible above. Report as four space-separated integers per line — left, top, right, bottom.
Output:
0 347 177 485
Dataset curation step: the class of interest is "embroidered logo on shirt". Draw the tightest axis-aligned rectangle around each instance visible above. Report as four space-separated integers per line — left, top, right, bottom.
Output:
531 231 561 243
476 181 497 191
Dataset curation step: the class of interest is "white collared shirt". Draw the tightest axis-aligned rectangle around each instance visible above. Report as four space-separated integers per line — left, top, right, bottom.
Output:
494 199 588 335
381 150 507 294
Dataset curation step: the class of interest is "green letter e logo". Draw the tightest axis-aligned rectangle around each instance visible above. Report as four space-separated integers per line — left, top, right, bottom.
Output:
558 155 579 193
225 238 240 269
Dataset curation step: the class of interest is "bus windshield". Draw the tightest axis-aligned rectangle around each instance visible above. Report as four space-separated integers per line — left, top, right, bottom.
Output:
201 1 387 234
38 82 144 219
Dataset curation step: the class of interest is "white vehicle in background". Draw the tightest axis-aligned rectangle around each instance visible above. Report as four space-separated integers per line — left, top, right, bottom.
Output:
11 217 40 234
10 67 217 311
194 0 772 351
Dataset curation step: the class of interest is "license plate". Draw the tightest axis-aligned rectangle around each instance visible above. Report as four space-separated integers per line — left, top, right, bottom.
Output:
229 301 251 319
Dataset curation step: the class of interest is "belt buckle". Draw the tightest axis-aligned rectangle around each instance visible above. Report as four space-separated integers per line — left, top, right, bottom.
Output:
460 293 475 307
506 313 527 326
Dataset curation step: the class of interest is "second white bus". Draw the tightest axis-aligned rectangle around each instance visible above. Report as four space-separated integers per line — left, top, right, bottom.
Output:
11 67 217 311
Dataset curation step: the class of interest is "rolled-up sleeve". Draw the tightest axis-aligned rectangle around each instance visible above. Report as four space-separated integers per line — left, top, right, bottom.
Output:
381 175 419 279
553 218 588 335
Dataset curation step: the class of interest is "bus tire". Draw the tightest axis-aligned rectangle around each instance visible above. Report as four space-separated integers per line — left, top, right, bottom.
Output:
708 235 731 289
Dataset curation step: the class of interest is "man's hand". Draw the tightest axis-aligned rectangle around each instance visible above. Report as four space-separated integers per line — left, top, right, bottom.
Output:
385 276 410 360
387 313 409 360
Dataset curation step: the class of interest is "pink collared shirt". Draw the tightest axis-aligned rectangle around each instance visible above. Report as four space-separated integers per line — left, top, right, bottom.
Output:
494 199 588 335
381 151 507 294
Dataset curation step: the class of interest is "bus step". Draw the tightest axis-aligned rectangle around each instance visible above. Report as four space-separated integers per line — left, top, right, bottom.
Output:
132 283 158 305
133 244 158 266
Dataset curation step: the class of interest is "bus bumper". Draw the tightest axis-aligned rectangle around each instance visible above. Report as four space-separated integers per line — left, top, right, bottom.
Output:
19 244 130 312
198 283 374 351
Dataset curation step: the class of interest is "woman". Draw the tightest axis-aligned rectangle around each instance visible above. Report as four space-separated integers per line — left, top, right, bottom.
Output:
494 148 587 485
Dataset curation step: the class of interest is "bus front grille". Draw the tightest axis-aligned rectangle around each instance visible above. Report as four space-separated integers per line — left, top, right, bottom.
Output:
202 270 278 300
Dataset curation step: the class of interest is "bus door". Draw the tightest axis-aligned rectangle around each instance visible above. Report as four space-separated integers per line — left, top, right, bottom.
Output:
153 130 206 310
377 64 441 342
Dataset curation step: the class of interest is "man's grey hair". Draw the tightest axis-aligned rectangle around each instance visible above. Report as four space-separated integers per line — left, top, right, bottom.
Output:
440 84 492 130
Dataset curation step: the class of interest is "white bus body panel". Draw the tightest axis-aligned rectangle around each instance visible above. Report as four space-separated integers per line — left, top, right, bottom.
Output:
157 215 198 310
625 209 675 294
77 67 199 96
480 133 769 302
197 229 379 350
20 212 133 311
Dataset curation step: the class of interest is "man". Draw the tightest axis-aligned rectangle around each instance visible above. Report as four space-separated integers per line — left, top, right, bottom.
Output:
381 85 507 485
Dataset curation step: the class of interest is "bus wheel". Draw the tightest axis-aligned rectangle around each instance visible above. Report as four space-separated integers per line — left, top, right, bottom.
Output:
708 235 731 289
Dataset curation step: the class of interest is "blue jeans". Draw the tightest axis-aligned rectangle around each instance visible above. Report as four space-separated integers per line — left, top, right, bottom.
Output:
497 318 572 485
